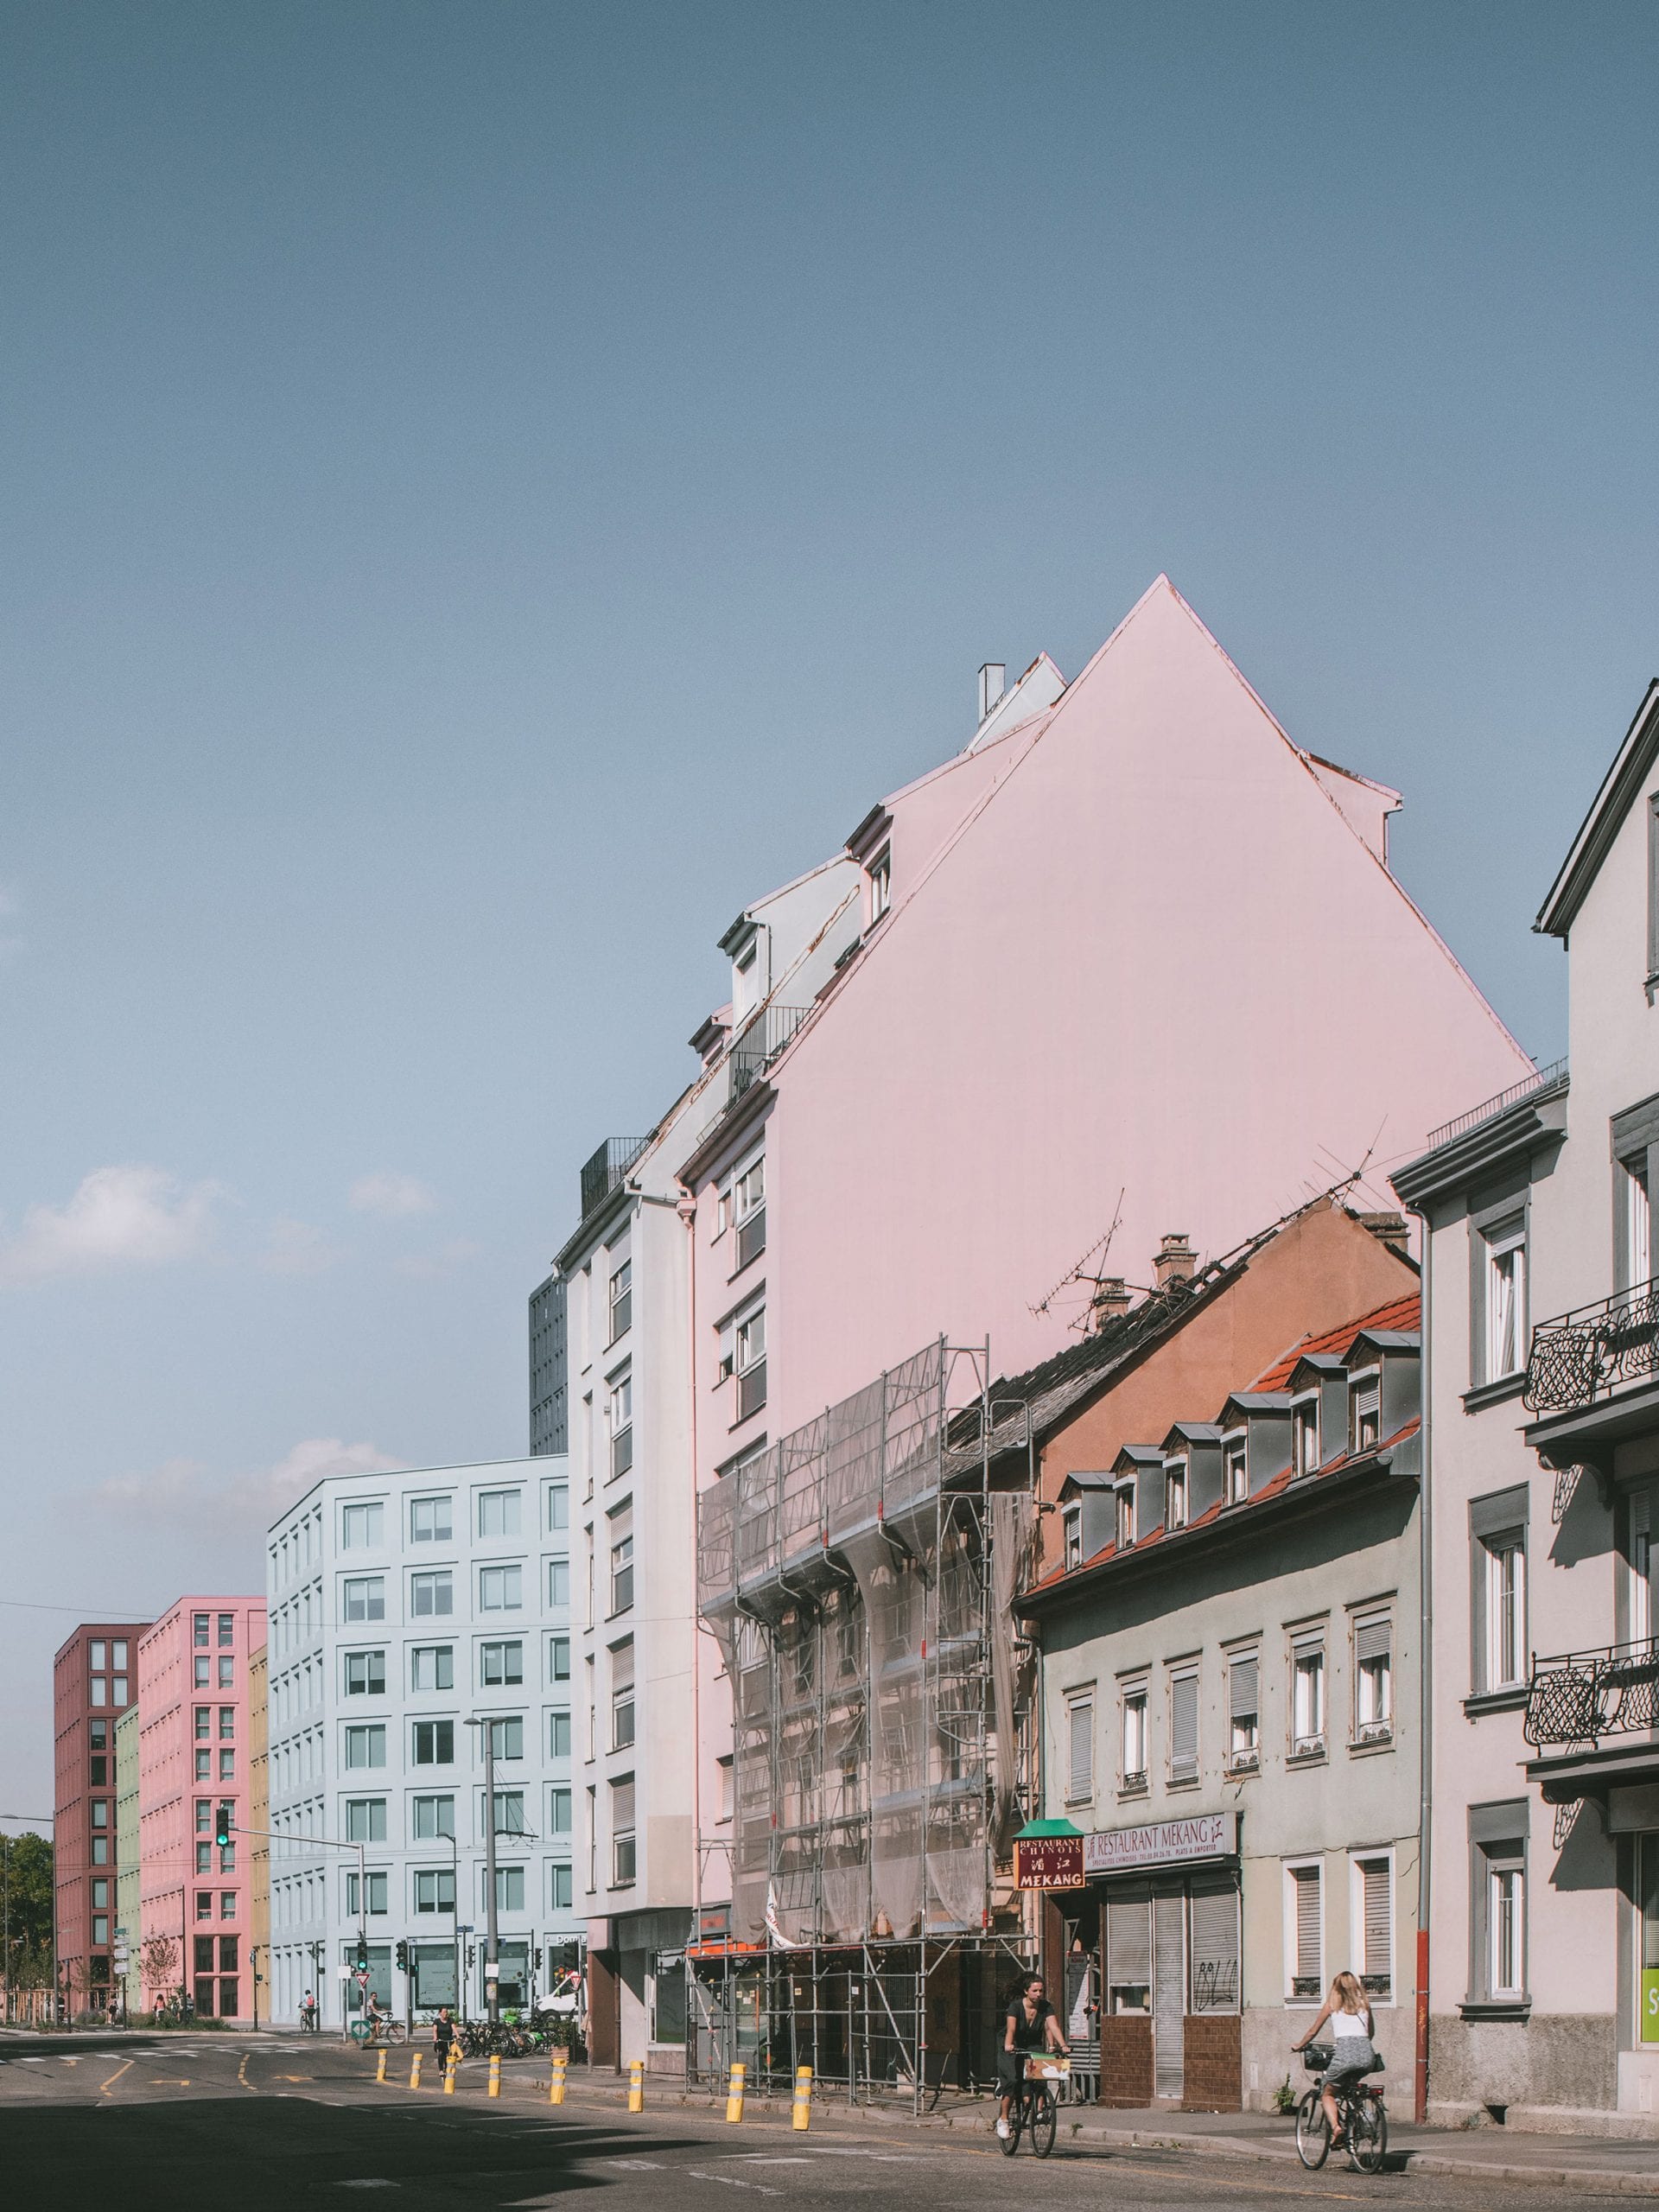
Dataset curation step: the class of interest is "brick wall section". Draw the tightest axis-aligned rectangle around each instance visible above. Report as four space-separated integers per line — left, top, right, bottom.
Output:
1181 2012 1242 2111
1097 2016 1154 2105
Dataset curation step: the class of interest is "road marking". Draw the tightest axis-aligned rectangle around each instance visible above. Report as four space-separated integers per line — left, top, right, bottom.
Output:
238 2052 253 2089
60 2056 79 2066
149 2077 191 2086
99 2059 134 2097
606 2161 667 2171
684 2175 782 2197
274 2073 308 2082
335 2184 399 2191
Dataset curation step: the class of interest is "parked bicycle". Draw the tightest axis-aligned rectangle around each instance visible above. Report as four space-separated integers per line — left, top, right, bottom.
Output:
998 2056 1068 2158
1294 2045 1388 2172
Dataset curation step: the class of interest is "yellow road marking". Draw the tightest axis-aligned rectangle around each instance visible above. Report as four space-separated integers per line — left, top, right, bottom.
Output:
275 2073 308 2082
149 2077 191 2086
99 2059 134 2096
238 2052 253 2089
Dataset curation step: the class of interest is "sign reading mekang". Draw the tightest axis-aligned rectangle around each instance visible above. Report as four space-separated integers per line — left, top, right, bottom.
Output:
1014 1835 1086 1890
1084 1812 1238 1877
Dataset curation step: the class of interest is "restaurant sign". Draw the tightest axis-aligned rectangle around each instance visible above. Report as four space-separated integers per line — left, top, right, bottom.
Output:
1084 1812 1238 1878
1014 1834 1086 1890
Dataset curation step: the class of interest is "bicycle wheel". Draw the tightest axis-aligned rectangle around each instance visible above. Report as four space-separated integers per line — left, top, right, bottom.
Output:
1294 2088 1330 2170
1350 2092 1388 2174
1028 2086 1058 2158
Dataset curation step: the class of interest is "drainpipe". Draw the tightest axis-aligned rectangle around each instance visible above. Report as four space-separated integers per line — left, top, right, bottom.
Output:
1409 1202 1433 2127
682 1198 702 1953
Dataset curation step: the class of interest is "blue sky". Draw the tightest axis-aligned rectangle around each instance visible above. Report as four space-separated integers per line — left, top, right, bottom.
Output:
3 1 1656 1811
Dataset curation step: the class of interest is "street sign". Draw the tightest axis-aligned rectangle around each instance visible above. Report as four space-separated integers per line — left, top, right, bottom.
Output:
484 1961 500 1981
1014 1834 1085 1890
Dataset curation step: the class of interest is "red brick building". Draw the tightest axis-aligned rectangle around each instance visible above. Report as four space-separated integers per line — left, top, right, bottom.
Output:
53 1622 149 2013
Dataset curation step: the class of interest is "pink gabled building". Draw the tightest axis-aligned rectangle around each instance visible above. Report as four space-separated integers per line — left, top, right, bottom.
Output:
137 1595 266 2021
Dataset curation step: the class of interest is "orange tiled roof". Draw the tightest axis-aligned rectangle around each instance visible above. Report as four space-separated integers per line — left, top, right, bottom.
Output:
1249 1292 1421 1393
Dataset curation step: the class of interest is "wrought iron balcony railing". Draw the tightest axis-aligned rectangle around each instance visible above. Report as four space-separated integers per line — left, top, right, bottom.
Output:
1524 1637 1659 1750
580 1136 648 1220
728 1005 811 1099
1524 1278 1659 1417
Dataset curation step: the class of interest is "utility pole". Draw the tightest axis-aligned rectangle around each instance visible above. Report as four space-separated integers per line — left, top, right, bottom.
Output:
483 1723 500 2025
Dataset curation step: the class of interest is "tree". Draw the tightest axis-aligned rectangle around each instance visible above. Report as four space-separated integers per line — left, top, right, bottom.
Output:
1 1833 54 2012
140 1932 180 2000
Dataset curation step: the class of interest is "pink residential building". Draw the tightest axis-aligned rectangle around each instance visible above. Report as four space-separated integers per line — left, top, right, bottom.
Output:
137 1595 266 2021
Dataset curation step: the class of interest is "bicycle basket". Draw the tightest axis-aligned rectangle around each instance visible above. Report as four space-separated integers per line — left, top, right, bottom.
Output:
1301 2045 1332 2074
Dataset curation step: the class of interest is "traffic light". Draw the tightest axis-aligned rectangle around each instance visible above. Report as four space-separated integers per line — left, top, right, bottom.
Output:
356 1936 370 1973
395 1941 409 1972
466 1942 476 1972
532 1948 543 1974
213 1803 233 1849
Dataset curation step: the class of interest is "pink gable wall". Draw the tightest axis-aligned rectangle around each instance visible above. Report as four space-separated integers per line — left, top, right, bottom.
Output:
743 576 1529 1435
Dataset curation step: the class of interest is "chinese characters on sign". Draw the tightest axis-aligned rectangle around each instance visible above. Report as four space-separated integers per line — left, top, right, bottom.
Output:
1014 1834 1085 1890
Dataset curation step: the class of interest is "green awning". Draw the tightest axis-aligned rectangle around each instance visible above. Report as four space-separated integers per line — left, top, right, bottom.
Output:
1014 1819 1084 1839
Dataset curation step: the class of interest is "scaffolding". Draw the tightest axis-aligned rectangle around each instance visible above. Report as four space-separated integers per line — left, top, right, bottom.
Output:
691 1338 1038 2105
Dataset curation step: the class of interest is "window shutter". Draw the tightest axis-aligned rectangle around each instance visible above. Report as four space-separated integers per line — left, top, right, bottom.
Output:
1068 1700 1094 1796
1172 1675 1198 1774
1230 1656 1259 1719
1361 1859 1392 1983
1188 1883 1240 2013
1293 1864 1322 1984
1356 1617 1391 1665
1106 1892 1151 1989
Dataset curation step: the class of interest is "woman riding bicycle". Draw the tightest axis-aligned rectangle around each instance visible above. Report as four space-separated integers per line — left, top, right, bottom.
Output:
996 1973 1070 2140
1294 1970 1377 2149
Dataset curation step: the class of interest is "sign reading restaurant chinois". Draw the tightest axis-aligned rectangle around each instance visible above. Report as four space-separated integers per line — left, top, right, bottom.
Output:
1084 1812 1238 1877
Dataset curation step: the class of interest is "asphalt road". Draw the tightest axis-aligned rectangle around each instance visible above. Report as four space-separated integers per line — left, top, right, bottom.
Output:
0 2036 1588 2211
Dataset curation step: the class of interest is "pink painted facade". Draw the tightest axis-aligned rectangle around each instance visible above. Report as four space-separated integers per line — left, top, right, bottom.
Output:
52 1620 149 2011
137 1594 266 2019
683 575 1532 1491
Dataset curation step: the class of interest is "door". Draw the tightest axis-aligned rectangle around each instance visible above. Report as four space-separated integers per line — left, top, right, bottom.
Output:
1153 1891 1185 2100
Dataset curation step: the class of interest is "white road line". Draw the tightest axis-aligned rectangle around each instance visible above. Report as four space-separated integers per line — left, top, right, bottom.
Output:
606 2160 667 2171
684 2174 782 2197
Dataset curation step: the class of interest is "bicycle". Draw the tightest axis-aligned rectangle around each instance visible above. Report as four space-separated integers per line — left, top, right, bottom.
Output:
1294 2045 1388 2173
998 2056 1068 2157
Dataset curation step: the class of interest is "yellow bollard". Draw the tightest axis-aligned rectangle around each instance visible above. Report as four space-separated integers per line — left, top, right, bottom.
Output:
725 2060 747 2124
443 2048 458 2095
791 2064 813 2132
409 2050 423 2091
549 2050 568 2106
488 2051 501 2100
375 2050 387 2085
627 2057 645 2113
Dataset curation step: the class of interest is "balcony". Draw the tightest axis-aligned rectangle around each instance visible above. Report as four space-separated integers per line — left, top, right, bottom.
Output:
1524 1640 1659 1797
1526 1279 1659 1418
580 1137 648 1220
728 1006 810 1100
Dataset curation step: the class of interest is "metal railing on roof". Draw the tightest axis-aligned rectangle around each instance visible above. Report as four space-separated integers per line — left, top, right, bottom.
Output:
728 1005 811 1099
1423 1058 1567 1154
1524 1276 1659 1417
579 1136 648 1220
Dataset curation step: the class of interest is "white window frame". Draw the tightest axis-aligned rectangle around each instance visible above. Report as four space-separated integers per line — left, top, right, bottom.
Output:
1065 1688 1096 1804
1350 1849 1395 2005
1483 1532 1528 1690
1291 1396 1320 1479
1062 1503 1083 1571
1484 1221 1528 1382
1290 1635 1325 1757
1120 1680 1149 1790
1284 1858 1325 2000
1353 1611 1393 1740
1165 1459 1188 1530
1226 1646 1260 1768
1223 1433 1248 1506
868 848 891 925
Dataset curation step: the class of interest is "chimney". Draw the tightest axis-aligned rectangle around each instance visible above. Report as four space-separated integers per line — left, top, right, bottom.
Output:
978 662 1007 723
1153 1234 1196 1292
1090 1276 1131 1329
1357 1210 1411 1259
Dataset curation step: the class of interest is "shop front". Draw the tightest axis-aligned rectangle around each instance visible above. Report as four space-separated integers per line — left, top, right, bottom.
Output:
1087 1813 1242 2111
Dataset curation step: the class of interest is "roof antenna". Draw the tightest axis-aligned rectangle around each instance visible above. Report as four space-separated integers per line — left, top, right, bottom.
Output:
1030 1189 1125 1322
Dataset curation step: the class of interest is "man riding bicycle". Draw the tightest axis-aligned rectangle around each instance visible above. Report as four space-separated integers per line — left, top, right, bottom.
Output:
996 1972 1070 2139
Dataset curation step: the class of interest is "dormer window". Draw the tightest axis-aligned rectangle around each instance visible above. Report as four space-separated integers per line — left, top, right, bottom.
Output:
1224 1435 1248 1506
1292 1398 1320 1478
734 943 759 1022
868 849 891 925
1165 1461 1188 1530
1116 1487 1135 1550
1350 1373 1381 1453
1062 1503 1083 1570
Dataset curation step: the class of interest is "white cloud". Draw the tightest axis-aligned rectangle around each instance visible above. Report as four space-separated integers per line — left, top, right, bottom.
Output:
348 1172 437 1219
0 1164 221 1285
97 1437 408 1536
395 1237 483 1281
260 1217 339 1275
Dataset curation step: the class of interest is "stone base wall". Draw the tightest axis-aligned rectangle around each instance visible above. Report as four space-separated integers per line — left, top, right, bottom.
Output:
1181 2012 1242 2110
1426 2011 1618 2122
1097 2015 1154 2105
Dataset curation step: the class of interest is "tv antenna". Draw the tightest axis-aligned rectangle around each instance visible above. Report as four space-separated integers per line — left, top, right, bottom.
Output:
1030 1188 1126 1322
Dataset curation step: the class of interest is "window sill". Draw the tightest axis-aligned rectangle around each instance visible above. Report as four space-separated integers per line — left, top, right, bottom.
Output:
1166 1773 1200 1791
1347 1732 1395 1757
1118 1781 1149 1802
1286 1746 1327 1770
1458 1997 1531 2022
1462 1373 1528 1414
1224 1758 1260 1780
1463 1686 1529 1719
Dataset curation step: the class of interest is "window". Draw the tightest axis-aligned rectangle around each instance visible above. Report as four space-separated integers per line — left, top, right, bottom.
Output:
1292 1399 1320 1478
735 1306 766 1419
1065 1691 1095 1802
92 1878 109 1906
549 1635 570 1683
345 1651 386 1697
550 1709 572 1758
734 1154 766 1270
1349 1373 1381 1452
193 1659 208 1688
341 1503 384 1550
216 1617 232 1649
611 1777 637 1885
412 1719 454 1765
714 1178 733 1240
111 1674 129 1707
1470 1803 1529 2003
195 1705 211 1739
92 1798 109 1827
1353 1854 1394 2000
194 1614 210 1648
480 1640 524 1687
92 1914 109 1946
90 1639 107 1670
483 1789 527 1838
346 1871 389 1917
196 1840 212 1873
1116 1487 1135 1551
608 1373 633 1479
1632 1491 1654 1648
549 1786 573 1834
346 1799 387 1843
607 1261 632 1344
196 1891 213 1921
1062 1503 1083 1571
1291 1638 1325 1754
410 1496 453 1544
343 1577 385 1624
612 1639 636 1751
345 1726 386 1770
1471 1488 1529 1692
547 1484 569 1533
1625 1155 1654 1292
90 1835 109 1865
477 1489 522 1540
1166 1461 1188 1530
1169 1669 1199 1783
1224 1436 1248 1506
1355 1615 1393 1738
609 1508 634 1614
217 1655 234 1688
1287 1861 1323 1998
486 1716 524 1761
488 1865 525 1913
195 1751 211 1779
548 1558 570 1608
219 1891 236 1921
1121 1684 1148 1788
219 1748 235 1781
410 1571 454 1618
479 1565 523 1613
411 1795 455 1840
90 1721 107 1752
587 1787 598 1892
410 1644 454 1693
91 1676 108 1707
219 1705 235 1739
718 1756 734 1822
550 1864 574 1911
1228 1651 1260 1765
868 848 891 924
415 1869 455 1915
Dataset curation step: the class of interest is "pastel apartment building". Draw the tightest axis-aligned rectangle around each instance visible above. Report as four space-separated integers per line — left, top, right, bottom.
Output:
137 1596 267 2021
52 1620 148 2012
